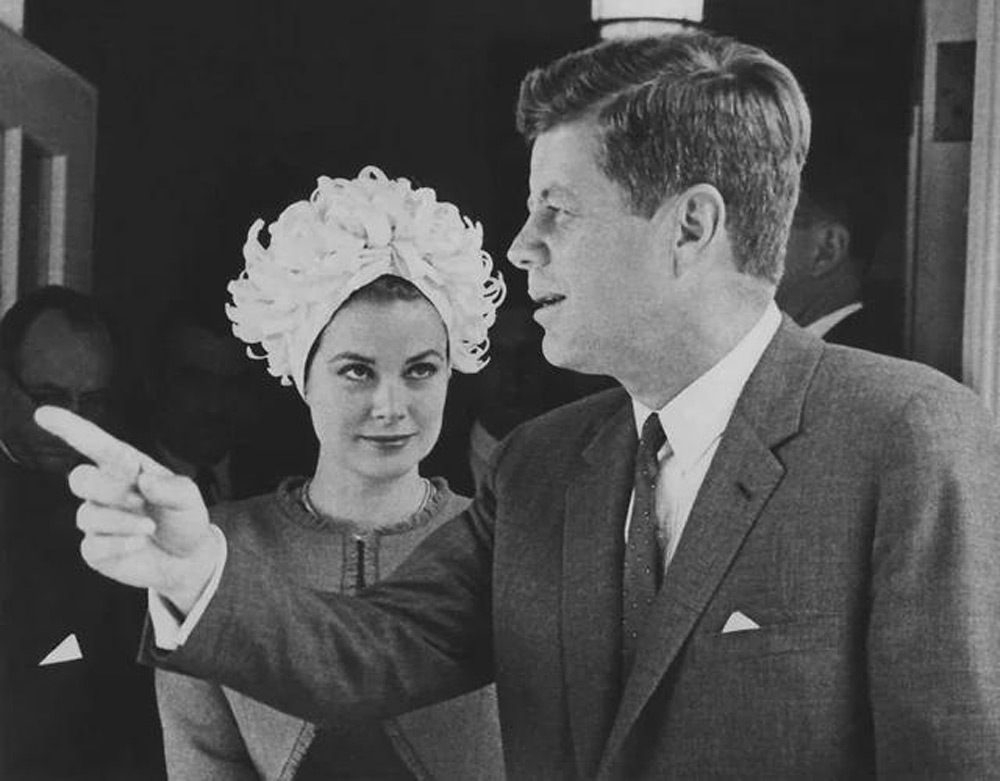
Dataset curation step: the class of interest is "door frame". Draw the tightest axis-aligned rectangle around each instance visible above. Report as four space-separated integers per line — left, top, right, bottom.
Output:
0 24 97 314
963 0 1000 413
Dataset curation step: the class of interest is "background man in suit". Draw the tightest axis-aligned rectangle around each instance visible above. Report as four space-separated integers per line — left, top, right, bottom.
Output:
776 158 905 356
41 32 1000 778
0 286 164 780
143 304 317 506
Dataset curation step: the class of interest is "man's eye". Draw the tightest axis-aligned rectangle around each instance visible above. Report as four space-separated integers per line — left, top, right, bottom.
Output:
544 204 575 222
406 362 439 381
527 199 569 218
339 364 373 381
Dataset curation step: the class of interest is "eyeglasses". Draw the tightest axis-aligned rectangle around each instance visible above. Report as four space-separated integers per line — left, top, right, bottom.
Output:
12 374 116 421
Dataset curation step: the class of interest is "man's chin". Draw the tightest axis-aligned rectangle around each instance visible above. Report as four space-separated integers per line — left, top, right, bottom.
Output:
540 337 594 375
539 336 570 369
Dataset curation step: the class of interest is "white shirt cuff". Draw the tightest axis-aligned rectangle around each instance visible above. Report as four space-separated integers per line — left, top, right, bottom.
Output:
147 524 228 651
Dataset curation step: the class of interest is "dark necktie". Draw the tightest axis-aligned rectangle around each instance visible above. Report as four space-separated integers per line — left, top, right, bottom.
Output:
622 412 668 678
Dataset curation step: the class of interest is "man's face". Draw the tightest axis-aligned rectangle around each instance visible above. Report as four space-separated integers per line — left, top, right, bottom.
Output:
506 119 668 377
6 309 114 474
775 195 847 322
151 324 249 466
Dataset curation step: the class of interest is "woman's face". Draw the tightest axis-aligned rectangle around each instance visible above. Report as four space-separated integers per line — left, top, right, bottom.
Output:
305 296 450 483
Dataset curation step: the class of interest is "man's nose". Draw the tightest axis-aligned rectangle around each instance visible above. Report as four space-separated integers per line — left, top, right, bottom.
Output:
371 380 406 422
506 217 547 271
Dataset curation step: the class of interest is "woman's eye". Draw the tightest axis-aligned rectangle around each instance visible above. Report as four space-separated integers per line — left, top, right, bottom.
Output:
339 364 373 381
406 362 439 380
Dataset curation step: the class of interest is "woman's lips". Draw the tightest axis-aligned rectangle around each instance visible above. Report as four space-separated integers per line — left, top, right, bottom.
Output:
358 433 415 450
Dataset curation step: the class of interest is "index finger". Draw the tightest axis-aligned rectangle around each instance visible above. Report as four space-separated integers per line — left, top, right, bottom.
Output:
34 406 170 479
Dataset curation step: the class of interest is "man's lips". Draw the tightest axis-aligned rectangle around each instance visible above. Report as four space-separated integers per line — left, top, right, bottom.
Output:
531 293 565 308
531 293 566 315
532 293 566 325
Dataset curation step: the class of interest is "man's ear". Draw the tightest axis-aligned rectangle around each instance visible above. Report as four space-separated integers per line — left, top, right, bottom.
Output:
668 184 726 275
810 222 851 276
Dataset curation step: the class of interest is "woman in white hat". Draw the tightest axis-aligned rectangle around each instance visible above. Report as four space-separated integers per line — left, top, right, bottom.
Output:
155 166 506 780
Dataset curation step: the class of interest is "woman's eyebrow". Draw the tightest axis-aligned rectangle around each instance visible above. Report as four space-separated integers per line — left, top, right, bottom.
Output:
406 349 445 363
328 352 374 364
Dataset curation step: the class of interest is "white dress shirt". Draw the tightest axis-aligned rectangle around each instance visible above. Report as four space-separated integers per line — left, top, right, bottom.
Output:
628 302 781 569
153 302 783 648
805 301 862 338
0 436 17 464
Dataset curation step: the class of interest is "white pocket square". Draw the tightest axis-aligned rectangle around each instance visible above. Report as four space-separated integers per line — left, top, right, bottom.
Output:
721 611 761 634
39 633 83 665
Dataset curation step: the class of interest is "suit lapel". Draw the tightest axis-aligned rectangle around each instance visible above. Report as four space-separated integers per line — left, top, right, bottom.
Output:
598 319 824 772
562 398 636 778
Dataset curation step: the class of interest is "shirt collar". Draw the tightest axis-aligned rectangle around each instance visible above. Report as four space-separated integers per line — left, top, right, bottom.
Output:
805 301 863 337
631 302 782 469
0 435 19 465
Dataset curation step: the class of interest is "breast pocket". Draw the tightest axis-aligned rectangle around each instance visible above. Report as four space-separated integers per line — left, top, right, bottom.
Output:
693 614 844 660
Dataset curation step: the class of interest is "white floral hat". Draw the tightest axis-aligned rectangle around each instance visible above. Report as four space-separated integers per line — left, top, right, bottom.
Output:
226 166 507 396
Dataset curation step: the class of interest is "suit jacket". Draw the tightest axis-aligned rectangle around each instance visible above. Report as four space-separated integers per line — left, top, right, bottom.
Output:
150 319 1000 779
823 300 904 358
1 459 165 780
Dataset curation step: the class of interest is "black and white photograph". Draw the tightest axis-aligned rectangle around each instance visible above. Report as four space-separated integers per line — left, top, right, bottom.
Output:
2 0 999 778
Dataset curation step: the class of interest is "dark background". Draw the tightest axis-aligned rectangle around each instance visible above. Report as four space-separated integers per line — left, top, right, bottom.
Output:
24 0 918 330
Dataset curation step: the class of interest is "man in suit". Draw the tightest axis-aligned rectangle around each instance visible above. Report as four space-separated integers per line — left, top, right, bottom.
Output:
40 32 1000 778
144 306 316 505
776 160 905 356
0 286 164 779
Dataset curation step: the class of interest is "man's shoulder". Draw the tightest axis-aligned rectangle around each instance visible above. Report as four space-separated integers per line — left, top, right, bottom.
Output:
807 343 991 439
490 386 630 476
511 386 628 439
768 317 959 411
738 322 990 455
816 343 978 406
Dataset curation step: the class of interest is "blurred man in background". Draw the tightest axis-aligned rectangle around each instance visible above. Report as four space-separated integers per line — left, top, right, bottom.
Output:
776 161 904 356
144 305 315 505
0 286 164 780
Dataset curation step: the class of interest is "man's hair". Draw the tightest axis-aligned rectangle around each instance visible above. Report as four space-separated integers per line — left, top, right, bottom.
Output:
0 285 112 376
516 31 811 283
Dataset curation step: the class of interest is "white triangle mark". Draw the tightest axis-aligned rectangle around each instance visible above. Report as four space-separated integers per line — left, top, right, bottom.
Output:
39 633 83 665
